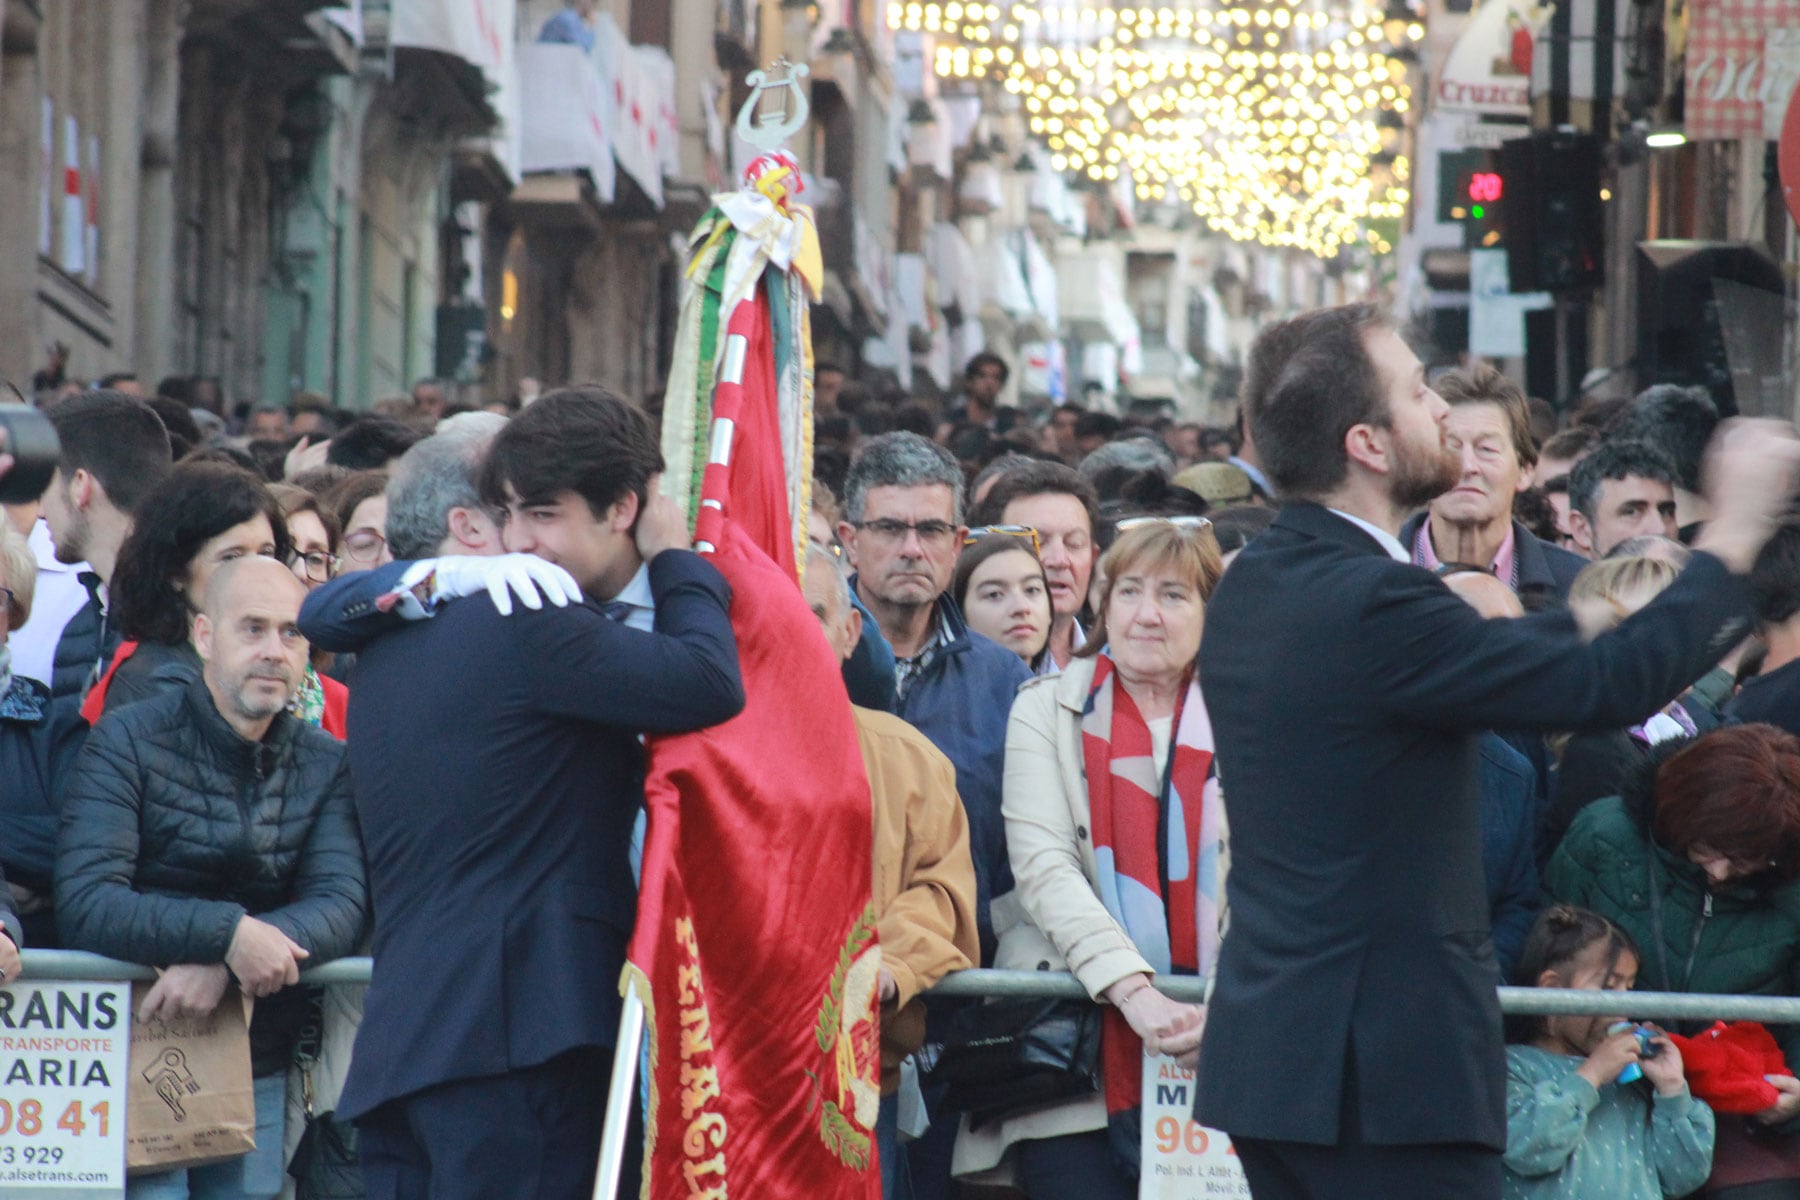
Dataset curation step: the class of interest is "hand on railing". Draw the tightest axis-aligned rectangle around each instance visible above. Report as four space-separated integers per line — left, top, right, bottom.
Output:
137 964 229 1022
226 916 309 998
1107 974 1207 1069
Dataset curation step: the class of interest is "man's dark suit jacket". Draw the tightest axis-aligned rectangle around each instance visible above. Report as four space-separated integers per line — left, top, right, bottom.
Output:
297 552 745 1121
1194 502 1751 1149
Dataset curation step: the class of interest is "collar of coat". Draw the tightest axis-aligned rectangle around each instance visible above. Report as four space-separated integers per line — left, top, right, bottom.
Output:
181 671 296 774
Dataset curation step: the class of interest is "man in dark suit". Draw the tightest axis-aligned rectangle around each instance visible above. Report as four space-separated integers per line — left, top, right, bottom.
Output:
299 390 746 1200
1193 303 1798 1198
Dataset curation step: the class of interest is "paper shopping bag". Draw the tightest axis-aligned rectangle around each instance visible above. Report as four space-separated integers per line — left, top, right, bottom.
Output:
125 983 257 1174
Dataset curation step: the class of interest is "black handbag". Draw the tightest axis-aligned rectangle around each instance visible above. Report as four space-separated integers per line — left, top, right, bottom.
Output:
288 993 364 1200
918 998 1102 1127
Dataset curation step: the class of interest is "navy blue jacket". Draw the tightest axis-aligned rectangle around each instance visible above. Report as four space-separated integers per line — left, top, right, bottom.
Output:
1478 734 1539 979
877 590 1032 963
299 552 744 1119
1195 502 1752 1149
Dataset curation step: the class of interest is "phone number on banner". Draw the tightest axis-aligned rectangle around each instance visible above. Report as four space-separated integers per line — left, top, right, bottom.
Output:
0 981 131 1193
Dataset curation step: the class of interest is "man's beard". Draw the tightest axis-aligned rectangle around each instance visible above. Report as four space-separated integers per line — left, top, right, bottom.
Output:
1388 428 1461 512
52 504 88 566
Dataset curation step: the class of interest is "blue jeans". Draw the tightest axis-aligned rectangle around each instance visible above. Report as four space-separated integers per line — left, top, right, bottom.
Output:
877 1093 912 1200
128 1072 287 1200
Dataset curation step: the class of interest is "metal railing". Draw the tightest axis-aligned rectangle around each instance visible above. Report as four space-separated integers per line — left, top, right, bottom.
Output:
24 950 1800 1023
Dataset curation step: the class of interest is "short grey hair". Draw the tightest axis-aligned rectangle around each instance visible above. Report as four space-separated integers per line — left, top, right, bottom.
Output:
804 541 852 611
1078 435 1174 482
386 413 508 559
841 432 964 524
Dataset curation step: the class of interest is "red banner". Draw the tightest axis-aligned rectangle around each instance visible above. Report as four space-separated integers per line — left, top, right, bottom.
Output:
628 282 877 1198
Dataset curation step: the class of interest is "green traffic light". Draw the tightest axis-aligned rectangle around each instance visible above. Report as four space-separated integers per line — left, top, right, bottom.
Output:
1471 204 1485 219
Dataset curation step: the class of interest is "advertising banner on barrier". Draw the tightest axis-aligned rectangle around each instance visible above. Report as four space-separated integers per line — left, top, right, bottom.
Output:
1140 1052 1248 1199
0 982 130 1197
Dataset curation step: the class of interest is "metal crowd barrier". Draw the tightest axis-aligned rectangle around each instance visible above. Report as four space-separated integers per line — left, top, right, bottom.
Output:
23 951 1800 1023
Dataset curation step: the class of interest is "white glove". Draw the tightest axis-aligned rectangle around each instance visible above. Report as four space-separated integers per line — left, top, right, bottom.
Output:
425 554 584 616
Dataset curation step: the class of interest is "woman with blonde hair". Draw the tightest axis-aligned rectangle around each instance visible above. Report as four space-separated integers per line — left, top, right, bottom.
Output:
955 518 1227 1197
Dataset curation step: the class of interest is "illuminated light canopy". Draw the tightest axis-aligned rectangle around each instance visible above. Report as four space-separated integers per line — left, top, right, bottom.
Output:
892 0 1422 256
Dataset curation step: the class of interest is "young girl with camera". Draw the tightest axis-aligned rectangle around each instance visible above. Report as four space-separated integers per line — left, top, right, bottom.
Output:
1503 905 1715 1199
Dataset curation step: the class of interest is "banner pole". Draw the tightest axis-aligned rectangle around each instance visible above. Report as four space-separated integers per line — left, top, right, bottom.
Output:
593 986 647 1200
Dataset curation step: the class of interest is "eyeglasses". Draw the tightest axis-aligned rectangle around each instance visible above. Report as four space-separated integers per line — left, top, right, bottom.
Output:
1115 516 1214 533
854 519 957 547
342 530 388 564
964 524 1041 555
288 550 336 583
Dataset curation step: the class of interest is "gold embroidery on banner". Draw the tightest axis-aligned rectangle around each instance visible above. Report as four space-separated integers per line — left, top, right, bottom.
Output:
807 904 880 1171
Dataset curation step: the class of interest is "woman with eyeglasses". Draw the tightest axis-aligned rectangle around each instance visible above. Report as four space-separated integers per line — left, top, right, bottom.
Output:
952 530 1053 672
83 463 292 720
326 470 393 574
269 484 340 593
955 519 1227 1199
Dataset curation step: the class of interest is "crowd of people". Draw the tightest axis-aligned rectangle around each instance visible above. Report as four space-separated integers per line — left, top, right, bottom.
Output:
0 315 1797 1200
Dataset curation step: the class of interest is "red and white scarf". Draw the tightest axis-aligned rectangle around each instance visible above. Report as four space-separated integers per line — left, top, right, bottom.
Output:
1081 654 1225 1139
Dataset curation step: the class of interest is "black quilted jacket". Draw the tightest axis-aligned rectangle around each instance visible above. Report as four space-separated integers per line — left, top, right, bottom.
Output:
55 676 366 1074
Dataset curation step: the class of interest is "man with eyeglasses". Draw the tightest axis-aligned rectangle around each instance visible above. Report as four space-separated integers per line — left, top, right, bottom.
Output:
971 461 1101 674
837 432 1031 1200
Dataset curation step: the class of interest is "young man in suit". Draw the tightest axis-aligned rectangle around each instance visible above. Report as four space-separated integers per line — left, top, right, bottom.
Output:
299 390 746 1200
1193 302 1799 1199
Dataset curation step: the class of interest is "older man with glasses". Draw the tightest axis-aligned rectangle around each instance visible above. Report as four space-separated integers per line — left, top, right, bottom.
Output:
837 432 1033 1200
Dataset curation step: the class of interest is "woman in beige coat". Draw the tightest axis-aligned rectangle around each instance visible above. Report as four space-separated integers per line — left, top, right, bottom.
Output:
953 519 1230 1198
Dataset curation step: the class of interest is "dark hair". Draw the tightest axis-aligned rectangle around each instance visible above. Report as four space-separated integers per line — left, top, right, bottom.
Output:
1610 384 1719 493
965 351 1010 385
892 403 937 439
951 535 1051 668
479 387 663 520
245 439 290 483
182 443 261 474
47 391 172 515
1073 411 1121 443
1513 488 1559 543
1240 302 1390 500
973 459 1101 535
1209 504 1277 555
97 372 138 390
1567 438 1678 523
325 470 391 538
1540 426 1596 464
154 376 193 404
144 397 201 460
1505 905 1638 1042
1653 725 1800 888
1751 522 1800 630
290 464 352 498
326 416 423 469
112 464 292 645
1434 365 1538 467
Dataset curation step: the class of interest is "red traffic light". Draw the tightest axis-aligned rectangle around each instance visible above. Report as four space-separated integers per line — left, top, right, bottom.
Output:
1469 172 1503 203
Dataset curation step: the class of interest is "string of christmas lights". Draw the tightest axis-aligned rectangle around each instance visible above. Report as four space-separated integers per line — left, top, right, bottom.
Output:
890 0 1417 258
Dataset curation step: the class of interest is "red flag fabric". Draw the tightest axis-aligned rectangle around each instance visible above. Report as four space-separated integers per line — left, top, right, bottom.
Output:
627 282 878 1198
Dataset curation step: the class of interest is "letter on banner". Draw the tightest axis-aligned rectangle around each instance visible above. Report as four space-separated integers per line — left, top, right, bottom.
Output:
0 981 131 1193
1139 1051 1250 1199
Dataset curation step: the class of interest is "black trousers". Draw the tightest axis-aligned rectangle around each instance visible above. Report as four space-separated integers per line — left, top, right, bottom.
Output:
357 1046 641 1200
1234 1136 1501 1200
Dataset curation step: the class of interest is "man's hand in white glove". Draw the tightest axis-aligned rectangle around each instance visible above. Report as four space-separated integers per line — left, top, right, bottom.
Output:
411 554 584 616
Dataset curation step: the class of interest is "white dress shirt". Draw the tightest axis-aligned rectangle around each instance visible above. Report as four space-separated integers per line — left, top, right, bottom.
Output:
1326 508 1409 564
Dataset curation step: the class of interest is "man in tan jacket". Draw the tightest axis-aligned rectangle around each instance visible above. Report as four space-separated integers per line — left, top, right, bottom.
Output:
804 543 980 1199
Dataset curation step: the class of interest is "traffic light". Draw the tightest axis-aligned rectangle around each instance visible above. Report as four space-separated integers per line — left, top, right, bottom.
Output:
1498 132 1604 292
1436 149 1506 250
